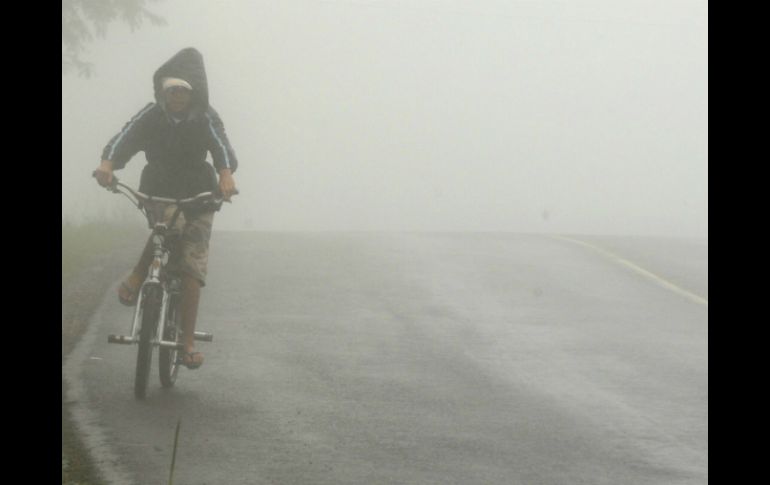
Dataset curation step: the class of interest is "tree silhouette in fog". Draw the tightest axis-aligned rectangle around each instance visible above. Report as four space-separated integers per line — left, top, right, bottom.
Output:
62 0 166 77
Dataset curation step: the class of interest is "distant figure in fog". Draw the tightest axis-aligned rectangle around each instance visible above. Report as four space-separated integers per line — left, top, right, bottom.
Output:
93 47 239 369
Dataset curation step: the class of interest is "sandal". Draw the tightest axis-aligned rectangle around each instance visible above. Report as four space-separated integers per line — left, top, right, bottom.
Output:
181 351 204 370
118 280 139 306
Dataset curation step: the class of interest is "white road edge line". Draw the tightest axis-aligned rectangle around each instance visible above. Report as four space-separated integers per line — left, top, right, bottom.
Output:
551 235 708 307
63 280 137 485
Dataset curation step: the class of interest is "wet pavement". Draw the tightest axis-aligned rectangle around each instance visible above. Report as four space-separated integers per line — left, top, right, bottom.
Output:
65 232 708 485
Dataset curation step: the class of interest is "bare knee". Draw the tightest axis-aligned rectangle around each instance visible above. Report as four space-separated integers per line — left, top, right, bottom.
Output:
181 273 202 294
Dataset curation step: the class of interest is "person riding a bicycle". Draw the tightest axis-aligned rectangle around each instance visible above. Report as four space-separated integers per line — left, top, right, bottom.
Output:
94 47 238 370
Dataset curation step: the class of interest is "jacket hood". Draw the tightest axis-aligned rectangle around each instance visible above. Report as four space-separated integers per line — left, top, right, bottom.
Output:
153 47 209 118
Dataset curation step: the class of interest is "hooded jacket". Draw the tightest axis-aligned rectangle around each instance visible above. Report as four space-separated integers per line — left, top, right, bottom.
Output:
101 48 238 199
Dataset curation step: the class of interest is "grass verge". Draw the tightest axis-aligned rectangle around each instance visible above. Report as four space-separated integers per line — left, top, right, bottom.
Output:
62 222 144 485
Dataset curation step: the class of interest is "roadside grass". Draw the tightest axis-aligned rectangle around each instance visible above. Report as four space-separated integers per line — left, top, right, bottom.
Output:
62 222 142 284
62 221 144 485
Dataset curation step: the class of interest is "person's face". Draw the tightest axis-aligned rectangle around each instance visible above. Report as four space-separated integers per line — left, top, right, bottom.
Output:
165 87 192 113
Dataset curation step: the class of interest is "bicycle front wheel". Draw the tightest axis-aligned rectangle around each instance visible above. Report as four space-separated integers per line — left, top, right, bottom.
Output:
135 285 161 399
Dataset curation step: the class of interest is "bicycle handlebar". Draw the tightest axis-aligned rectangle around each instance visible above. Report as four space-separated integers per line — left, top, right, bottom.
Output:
92 171 238 207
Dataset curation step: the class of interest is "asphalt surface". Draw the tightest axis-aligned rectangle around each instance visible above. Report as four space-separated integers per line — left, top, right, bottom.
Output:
64 232 708 485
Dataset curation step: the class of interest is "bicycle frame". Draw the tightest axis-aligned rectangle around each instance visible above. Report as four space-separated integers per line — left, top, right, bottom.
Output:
128 225 180 350
106 178 217 349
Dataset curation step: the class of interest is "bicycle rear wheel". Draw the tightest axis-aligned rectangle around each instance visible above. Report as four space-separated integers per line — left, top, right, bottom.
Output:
159 293 181 387
135 285 161 399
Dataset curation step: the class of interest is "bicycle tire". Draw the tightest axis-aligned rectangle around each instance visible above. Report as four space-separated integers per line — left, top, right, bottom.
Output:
135 285 161 399
159 293 181 388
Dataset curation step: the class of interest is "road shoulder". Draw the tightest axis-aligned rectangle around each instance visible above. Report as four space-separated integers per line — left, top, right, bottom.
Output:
62 226 141 485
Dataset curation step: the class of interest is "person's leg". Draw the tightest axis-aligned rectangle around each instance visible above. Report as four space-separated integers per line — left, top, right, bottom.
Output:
119 204 175 305
118 234 154 304
180 273 203 367
177 210 214 368
131 235 154 281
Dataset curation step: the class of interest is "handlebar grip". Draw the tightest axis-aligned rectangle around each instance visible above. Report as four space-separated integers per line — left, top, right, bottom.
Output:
93 170 120 191
214 188 239 199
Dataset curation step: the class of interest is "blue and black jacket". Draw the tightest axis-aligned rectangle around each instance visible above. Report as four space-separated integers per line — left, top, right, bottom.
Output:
101 48 238 199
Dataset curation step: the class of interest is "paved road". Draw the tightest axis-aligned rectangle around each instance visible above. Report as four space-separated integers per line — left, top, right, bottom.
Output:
64 233 708 485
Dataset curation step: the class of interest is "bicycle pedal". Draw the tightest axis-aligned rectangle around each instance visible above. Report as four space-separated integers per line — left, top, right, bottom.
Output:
108 334 135 345
193 331 214 342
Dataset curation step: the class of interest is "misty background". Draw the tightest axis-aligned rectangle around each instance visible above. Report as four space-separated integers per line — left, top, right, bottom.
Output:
62 0 708 238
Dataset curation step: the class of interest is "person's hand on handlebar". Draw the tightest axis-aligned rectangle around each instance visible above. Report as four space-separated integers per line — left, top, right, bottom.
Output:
94 160 114 187
218 168 238 202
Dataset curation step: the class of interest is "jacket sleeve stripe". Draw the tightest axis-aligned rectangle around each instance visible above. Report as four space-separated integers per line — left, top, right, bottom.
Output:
206 113 231 170
105 104 155 160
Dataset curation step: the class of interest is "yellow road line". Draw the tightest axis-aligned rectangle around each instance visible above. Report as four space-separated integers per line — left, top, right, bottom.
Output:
552 235 708 307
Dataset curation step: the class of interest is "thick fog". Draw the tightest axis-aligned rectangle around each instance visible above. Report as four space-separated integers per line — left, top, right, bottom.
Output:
62 0 708 238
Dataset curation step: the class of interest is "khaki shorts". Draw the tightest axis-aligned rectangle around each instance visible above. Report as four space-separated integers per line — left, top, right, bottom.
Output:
159 205 215 286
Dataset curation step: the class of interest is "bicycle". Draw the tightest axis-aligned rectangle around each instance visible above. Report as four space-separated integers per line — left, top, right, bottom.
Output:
96 174 224 399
